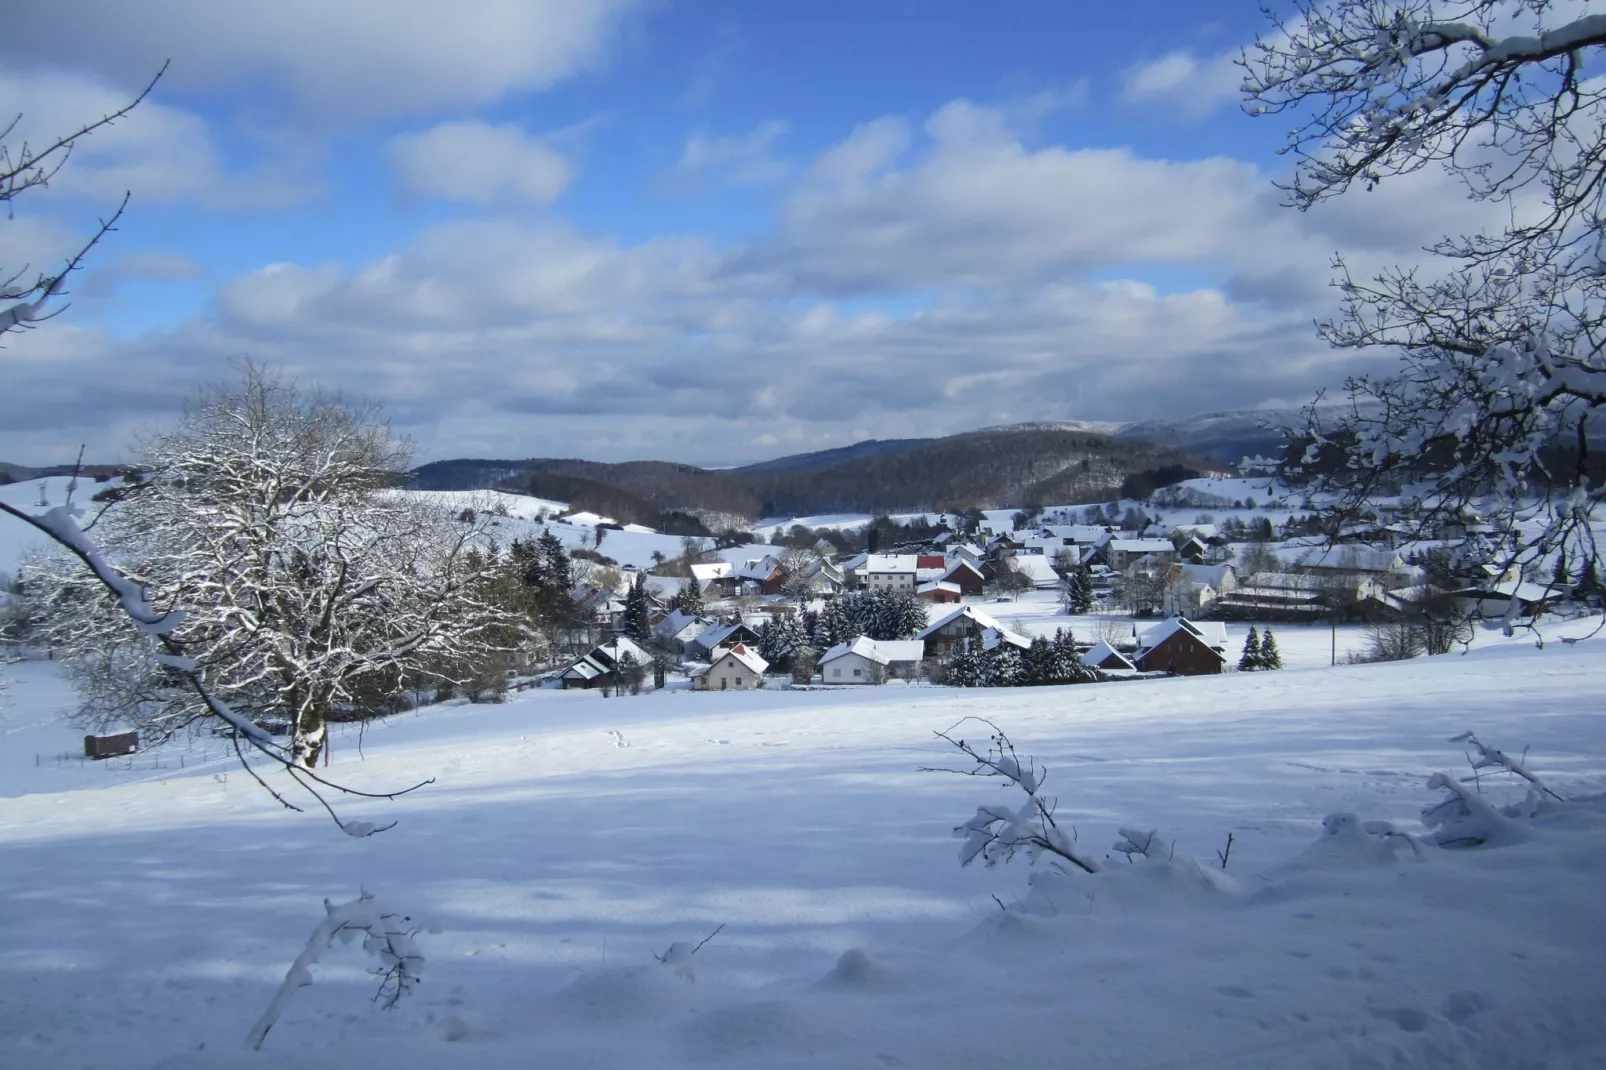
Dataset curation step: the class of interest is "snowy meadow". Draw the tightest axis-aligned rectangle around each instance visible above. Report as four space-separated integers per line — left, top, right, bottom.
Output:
3 627 1605 1069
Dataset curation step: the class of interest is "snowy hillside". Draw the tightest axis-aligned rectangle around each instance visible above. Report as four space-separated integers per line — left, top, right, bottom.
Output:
2 626 1605 1067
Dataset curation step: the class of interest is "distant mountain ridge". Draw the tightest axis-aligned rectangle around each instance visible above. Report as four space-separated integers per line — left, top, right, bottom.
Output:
409 426 1229 523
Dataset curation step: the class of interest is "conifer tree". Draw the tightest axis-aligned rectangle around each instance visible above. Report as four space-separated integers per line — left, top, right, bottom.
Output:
1259 629 1282 671
987 644 1025 687
621 572 651 640
675 575 705 617
1239 626 1262 672
1072 564 1095 614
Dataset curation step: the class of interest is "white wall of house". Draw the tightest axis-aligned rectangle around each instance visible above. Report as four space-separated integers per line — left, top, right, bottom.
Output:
822 651 883 683
698 654 765 690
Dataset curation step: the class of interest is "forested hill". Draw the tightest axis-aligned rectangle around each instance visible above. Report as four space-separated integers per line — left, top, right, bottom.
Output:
409 427 1227 523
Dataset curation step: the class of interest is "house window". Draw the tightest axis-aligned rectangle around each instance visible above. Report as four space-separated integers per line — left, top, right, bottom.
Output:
736 677 744 688
853 668 861 677
833 668 841 678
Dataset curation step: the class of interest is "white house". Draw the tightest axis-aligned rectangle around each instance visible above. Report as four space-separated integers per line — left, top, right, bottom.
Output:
1105 538 1178 571
1007 554 1061 589
817 636 927 684
861 554 921 592
690 643 769 691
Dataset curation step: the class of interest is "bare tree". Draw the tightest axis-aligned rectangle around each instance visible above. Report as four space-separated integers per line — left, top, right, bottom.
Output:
30 364 513 769
776 545 823 602
1244 1 1606 583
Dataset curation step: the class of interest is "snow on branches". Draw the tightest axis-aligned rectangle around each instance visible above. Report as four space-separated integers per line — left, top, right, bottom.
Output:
926 718 1101 875
246 891 430 1051
30 364 516 770
1245 1 1606 584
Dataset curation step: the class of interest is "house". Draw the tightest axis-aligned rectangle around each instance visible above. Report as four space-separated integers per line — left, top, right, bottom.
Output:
916 580 963 603
1280 545 1407 581
690 643 769 691
942 559 986 596
951 543 986 566
735 555 785 596
689 561 736 598
861 554 921 593
817 636 927 684
653 609 713 654
686 619 763 660
1007 554 1061 589
1453 578 1567 619
1132 617 1227 676
1213 571 1328 621
916 605 1032 661
1082 640 1136 672
1104 538 1178 571
559 637 654 689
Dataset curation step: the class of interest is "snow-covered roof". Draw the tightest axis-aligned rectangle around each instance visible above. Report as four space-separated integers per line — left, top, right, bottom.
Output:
818 636 927 667
917 580 962 595
944 558 984 579
1083 640 1135 670
654 609 711 642
916 605 1031 649
1177 562 1235 587
863 554 920 574
714 643 768 675
1109 538 1177 554
1137 617 1227 653
736 555 781 582
1276 545 1404 574
1008 555 1060 588
690 561 734 582
1041 525 1111 543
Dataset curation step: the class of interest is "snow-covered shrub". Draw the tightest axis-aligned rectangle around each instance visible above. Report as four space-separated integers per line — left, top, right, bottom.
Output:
1421 732 1565 848
927 718 1100 874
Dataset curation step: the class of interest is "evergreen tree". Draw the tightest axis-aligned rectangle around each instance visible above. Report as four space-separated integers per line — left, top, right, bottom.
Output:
1259 629 1282 671
987 643 1025 687
616 650 645 695
674 575 705 617
651 651 669 690
801 609 821 646
621 572 651 640
1072 565 1095 614
1239 627 1262 672
1023 636 1054 685
538 529 572 597
944 644 987 687
1048 628 1098 684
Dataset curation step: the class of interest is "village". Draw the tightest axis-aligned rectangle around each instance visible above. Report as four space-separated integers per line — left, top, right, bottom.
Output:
544 473 1585 696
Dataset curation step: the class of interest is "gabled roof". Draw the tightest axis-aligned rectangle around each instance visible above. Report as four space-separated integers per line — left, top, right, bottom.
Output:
690 561 734 583
715 642 769 675
736 555 781 582
917 580 962 595
562 637 652 679
943 558 984 580
916 605 1031 649
654 609 711 642
1008 555 1061 587
864 554 921 574
693 620 759 650
1108 538 1177 554
1137 617 1227 654
1083 640 1135 671
818 636 928 666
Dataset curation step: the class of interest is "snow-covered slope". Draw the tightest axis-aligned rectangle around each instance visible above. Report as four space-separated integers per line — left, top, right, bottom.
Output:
2 627 1604 1068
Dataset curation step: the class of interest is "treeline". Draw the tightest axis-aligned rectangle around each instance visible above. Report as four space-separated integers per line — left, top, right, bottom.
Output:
411 428 1227 522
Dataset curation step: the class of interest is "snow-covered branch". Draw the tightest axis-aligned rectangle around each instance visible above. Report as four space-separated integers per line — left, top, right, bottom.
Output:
246 891 428 1051
925 718 1101 875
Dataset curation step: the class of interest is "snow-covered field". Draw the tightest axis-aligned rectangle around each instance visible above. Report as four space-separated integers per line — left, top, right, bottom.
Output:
4 628 1606 1068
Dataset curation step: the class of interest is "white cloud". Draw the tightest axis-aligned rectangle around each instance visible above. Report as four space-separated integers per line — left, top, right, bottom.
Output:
389 121 573 207
1122 50 1242 119
0 97 1511 467
0 69 307 209
663 120 789 190
3 0 637 123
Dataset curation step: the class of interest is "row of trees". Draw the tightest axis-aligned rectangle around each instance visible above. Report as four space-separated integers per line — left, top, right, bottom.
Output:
944 630 1101 688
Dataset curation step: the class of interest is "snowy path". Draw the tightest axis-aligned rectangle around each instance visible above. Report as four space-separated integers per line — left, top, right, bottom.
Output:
1 642 1605 1068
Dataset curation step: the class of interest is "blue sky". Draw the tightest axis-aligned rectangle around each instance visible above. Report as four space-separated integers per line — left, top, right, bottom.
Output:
1 1 1487 466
